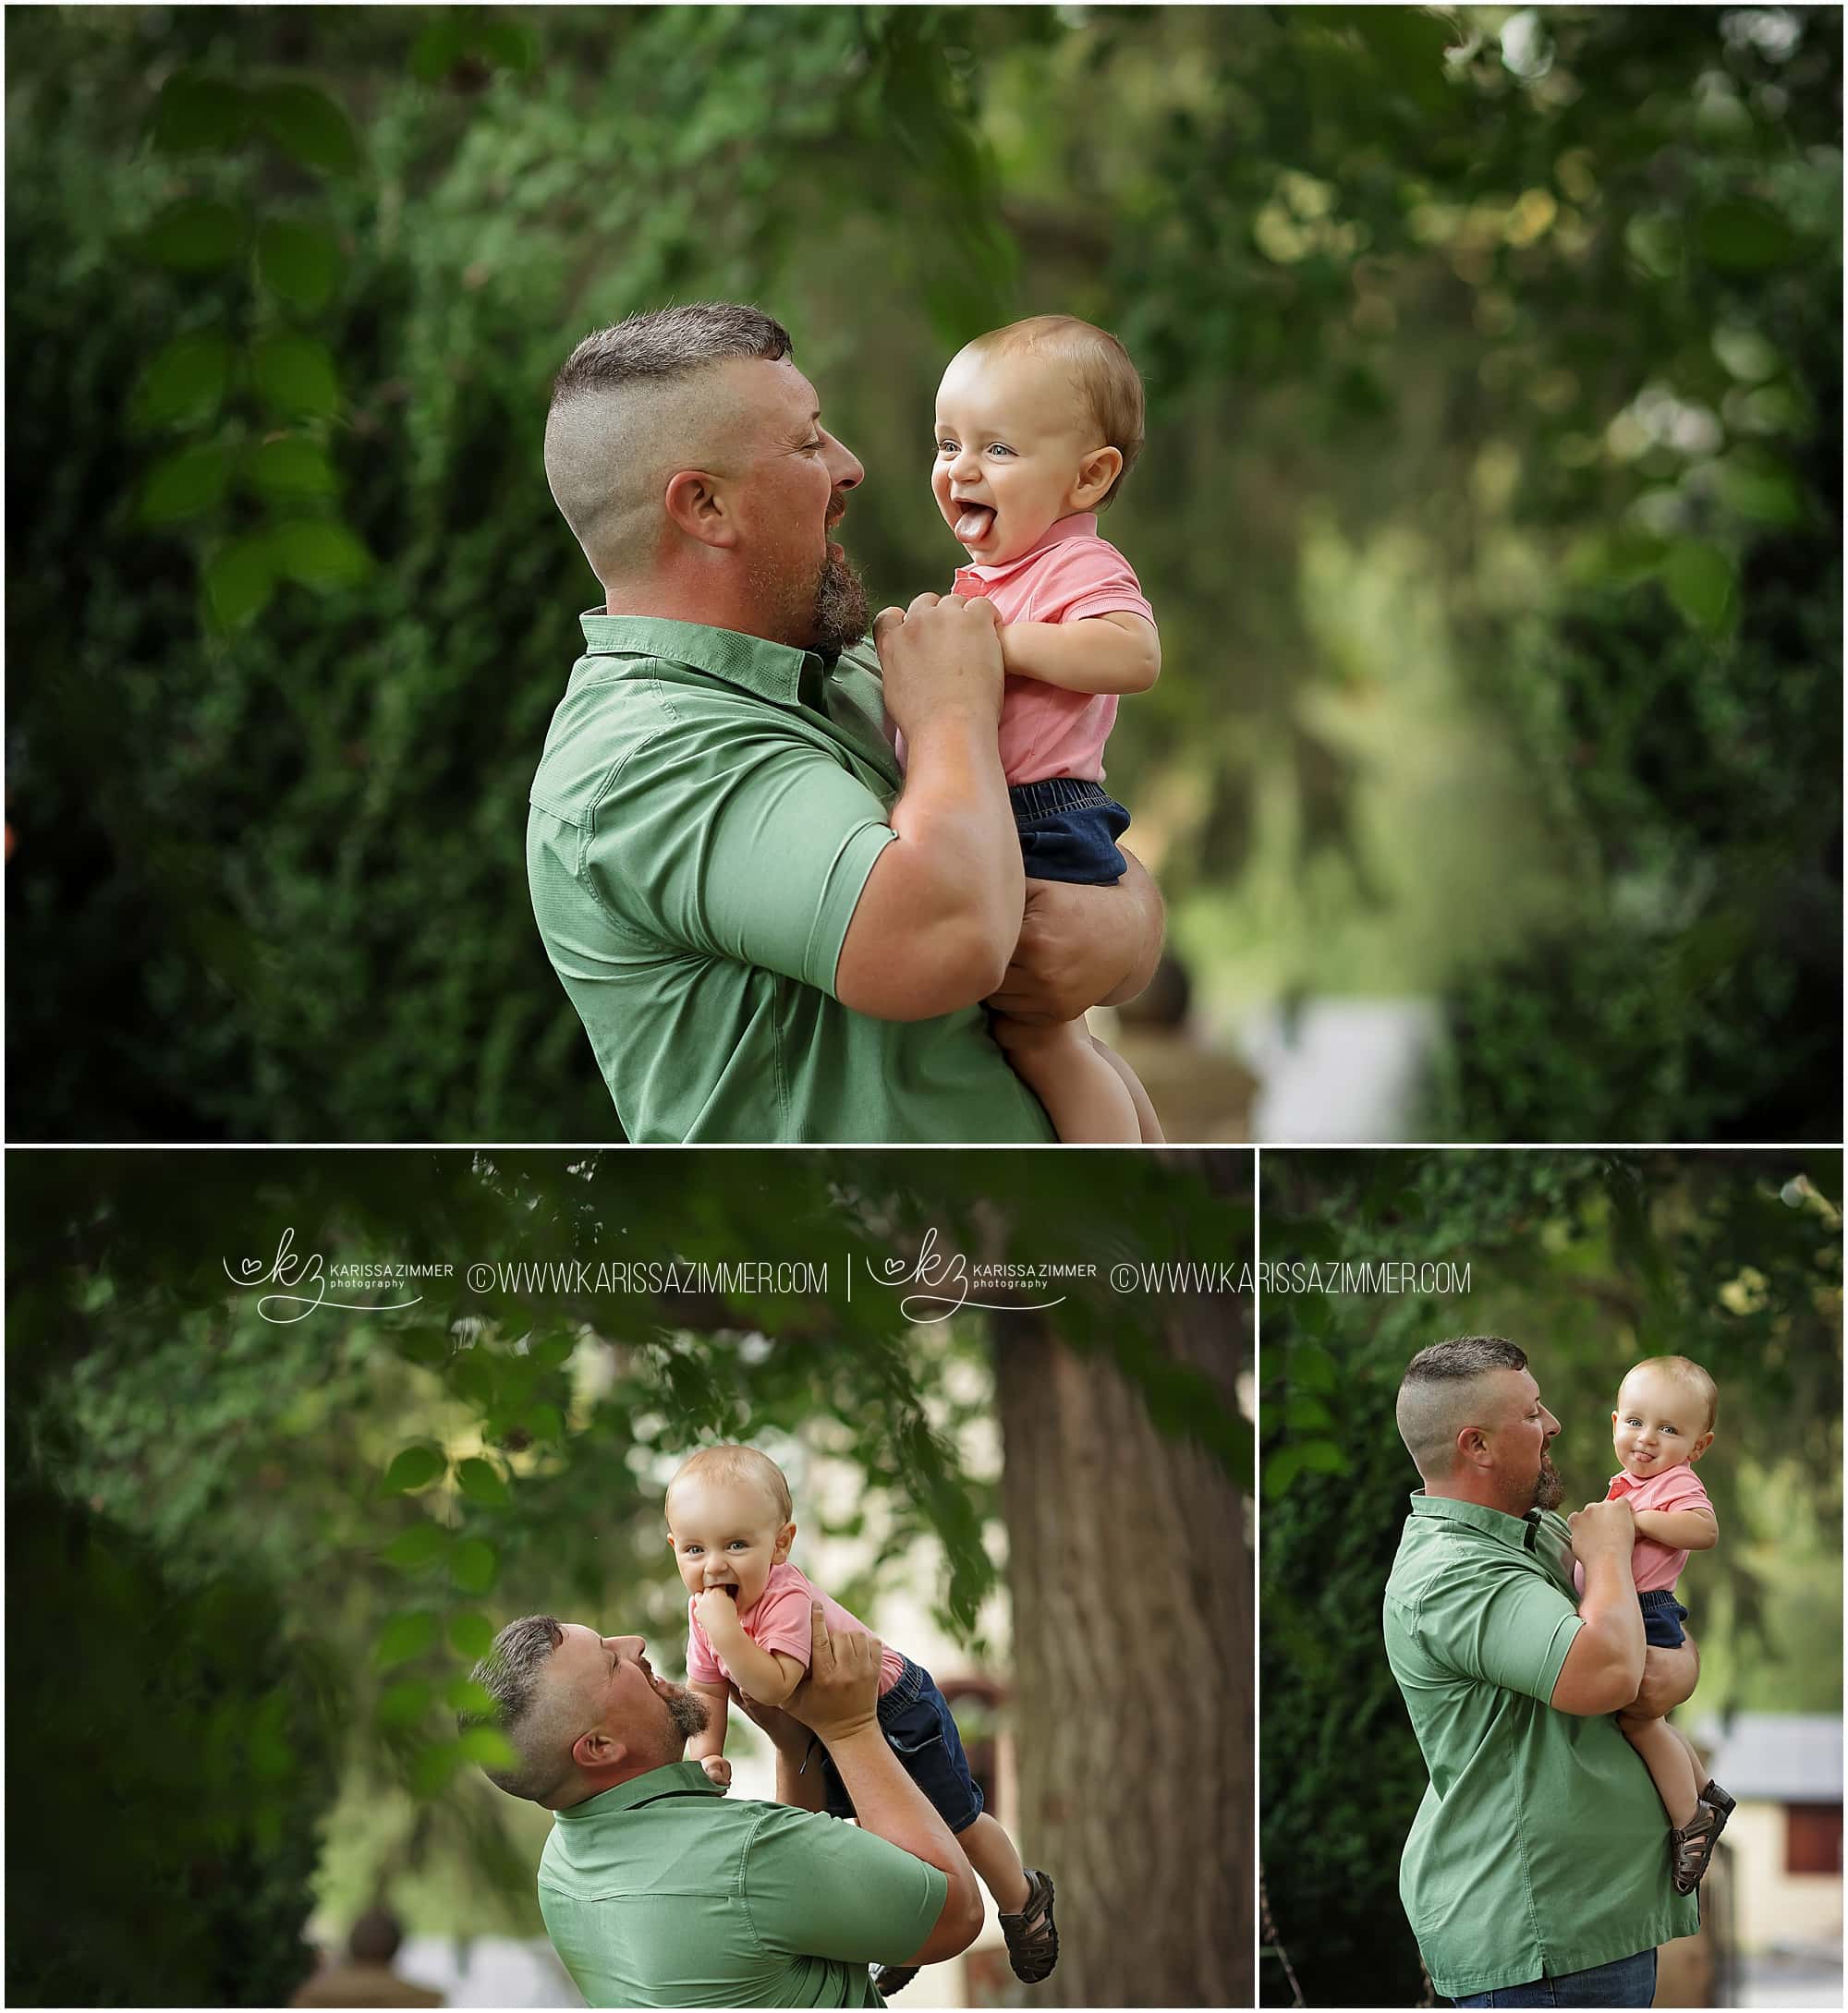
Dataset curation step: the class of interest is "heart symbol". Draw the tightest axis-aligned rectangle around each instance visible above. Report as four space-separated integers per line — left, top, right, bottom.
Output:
881 1258 906 1278
239 1258 262 1279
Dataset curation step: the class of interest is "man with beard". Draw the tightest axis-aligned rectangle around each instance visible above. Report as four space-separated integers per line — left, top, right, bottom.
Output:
465 1606 983 2007
533 303 1162 1141
1383 1336 1700 2008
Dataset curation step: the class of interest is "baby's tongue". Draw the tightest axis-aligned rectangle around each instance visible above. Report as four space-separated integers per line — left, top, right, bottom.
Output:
956 504 994 542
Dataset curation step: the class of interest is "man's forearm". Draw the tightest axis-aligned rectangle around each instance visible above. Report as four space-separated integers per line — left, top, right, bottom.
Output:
1577 1551 1647 1697
893 715 1022 967
775 1736 827 1812
822 1723 979 1910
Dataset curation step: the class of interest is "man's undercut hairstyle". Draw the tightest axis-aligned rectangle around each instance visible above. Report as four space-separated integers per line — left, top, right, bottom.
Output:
666 1442 793 1523
462 1613 587 1804
965 313 1146 506
1395 1335 1530 1480
1623 1353 1720 1434
544 302 795 584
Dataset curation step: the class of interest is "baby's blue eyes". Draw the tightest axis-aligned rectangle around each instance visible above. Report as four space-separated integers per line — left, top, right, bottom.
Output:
936 442 1015 457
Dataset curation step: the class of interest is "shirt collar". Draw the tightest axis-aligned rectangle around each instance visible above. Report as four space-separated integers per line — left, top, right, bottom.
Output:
1408 1487 1547 1553
959 513 1100 582
553 1760 721 1821
577 611 835 706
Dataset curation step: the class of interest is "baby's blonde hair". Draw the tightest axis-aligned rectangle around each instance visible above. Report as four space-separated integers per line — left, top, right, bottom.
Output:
665 1443 793 1523
960 313 1145 507
1621 1354 1719 1434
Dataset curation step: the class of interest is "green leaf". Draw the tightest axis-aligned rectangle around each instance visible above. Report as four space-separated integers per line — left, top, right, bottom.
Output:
139 443 232 526
411 20 470 83
375 1679 433 1728
249 437 338 502
380 1522 449 1571
1699 200 1800 274
1714 457 1805 528
446 1677 499 1716
1263 1447 1303 1496
1291 1343 1339 1393
252 80 362 176
150 73 248 154
143 199 244 273
530 1336 577 1369
456 1457 510 1509
257 219 342 311
131 335 235 430
1297 1438 1350 1475
1660 541 1736 634
451 1537 499 1595
394 1329 452 1369
203 533 277 629
449 1611 496 1660
456 1726 517 1769
250 334 340 419
525 1402 565 1442
271 519 373 588
383 1443 446 1494
477 20 538 70
1284 1394 1335 1433
408 1740 461 1797
373 1610 440 1671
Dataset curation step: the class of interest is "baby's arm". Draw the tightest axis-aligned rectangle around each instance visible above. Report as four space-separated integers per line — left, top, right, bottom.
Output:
687 1680 732 1786
694 1589 806 1705
1633 1505 1719 1550
999 612 1161 694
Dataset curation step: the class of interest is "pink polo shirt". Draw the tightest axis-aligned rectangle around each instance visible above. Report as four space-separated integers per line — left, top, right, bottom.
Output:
900 514 1154 787
1606 1461 1716 1593
685 1559 906 1696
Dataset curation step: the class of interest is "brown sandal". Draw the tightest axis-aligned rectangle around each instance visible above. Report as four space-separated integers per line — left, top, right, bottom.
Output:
1670 1780 1736 1894
1000 1866 1059 1983
870 1962 919 1997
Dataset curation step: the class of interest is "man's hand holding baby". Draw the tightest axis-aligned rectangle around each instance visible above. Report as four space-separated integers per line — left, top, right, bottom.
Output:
780 1601 882 1746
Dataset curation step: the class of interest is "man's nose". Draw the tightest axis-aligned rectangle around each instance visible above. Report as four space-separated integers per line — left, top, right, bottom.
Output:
827 437 864 491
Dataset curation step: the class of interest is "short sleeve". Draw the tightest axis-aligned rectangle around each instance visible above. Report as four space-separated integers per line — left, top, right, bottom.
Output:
743 1803 948 1967
1019 540 1155 627
586 709 896 998
1646 1466 1715 1520
746 1580 818 1669
686 1601 723 1686
1420 1562 1585 1706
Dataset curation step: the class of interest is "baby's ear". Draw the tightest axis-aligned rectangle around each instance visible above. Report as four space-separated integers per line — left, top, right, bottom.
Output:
773 1520 796 1560
1074 443 1124 505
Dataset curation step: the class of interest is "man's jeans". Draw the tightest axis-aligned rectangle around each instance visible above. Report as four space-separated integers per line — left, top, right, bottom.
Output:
1454 1946 1658 2007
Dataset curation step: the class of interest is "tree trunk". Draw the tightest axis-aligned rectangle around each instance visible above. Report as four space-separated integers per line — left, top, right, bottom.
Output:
992 1179 1252 2007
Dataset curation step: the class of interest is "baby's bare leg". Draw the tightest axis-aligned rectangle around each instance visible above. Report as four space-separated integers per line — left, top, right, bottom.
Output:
994 1013 1140 1142
956 1810 1031 1913
1090 1036 1165 1142
1617 1708 1703 1828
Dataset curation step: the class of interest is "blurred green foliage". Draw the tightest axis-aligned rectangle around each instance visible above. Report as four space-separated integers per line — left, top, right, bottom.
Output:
6 6 1839 1140
10 1146 1249 1964
1256 1148 1842 2007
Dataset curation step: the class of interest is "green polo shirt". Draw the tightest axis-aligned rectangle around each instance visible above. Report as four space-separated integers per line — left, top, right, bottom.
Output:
538 1763 948 2007
527 613 1053 1143
1383 1493 1698 1998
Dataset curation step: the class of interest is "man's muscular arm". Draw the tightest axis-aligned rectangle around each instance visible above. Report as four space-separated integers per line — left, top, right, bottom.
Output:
983 850 1164 1024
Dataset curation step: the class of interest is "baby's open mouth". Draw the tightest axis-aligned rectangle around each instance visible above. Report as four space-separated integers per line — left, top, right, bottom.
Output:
954 503 995 542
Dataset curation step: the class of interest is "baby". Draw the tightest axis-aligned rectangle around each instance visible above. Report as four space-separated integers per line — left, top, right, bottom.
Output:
665 1444 1058 1996
1600 1354 1735 1893
921 313 1163 1144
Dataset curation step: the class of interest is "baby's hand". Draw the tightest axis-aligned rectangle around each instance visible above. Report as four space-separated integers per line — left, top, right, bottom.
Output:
694 1587 740 1638
699 1754 733 1791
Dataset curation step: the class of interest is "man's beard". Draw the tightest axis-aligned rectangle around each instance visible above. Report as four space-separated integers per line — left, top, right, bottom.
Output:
663 1683 710 1743
1531 1450 1564 1510
809 547 869 655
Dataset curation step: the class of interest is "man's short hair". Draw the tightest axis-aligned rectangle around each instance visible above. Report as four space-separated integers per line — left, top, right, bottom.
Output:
462 1613 586 1804
961 313 1145 507
1621 1353 1720 1433
1395 1335 1530 1480
544 302 795 583
665 1443 793 1522
346 1908 403 1965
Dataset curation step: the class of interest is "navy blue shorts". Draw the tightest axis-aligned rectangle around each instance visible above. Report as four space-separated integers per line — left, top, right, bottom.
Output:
818 1657 984 1835
1010 778 1130 885
1639 1588 1688 1648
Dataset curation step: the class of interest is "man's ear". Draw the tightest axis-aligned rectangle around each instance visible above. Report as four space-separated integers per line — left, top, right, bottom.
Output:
663 468 737 550
772 1520 796 1564
1456 1425 1493 1471
1070 444 1124 510
573 1727 628 1773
